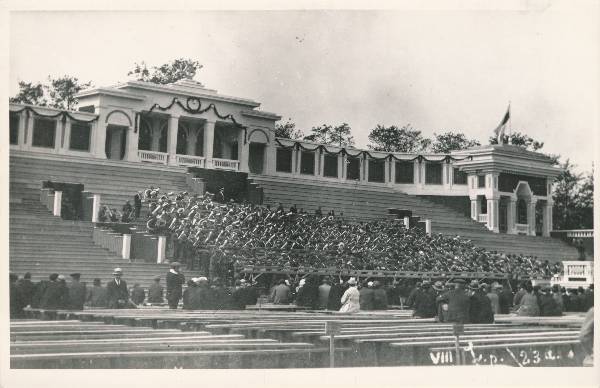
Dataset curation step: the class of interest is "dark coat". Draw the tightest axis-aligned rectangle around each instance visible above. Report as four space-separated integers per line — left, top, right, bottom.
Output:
296 285 319 309
166 271 185 303
147 283 164 304
372 288 388 310
131 286 146 305
359 287 375 310
106 279 129 308
10 282 25 318
185 285 211 309
244 286 259 306
67 281 87 310
86 285 107 307
413 288 437 318
446 288 471 323
498 289 513 314
41 281 68 309
231 287 247 310
17 279 35 308
469 291 494 323
327 283 345 311
539 293 562 316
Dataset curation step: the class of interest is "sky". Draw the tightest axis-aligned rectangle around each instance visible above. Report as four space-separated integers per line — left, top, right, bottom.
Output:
8 4 599 173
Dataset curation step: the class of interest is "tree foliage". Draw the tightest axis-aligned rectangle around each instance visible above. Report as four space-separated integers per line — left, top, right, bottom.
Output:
45 76 92 110
128 58 203 84
9 81 47 106
303 123 354 147
274 119 304 139
430 131 481 153
367 124 430 152
10 76 92 110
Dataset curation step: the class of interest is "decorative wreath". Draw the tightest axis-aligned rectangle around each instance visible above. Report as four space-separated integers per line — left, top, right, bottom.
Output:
186 97 202 112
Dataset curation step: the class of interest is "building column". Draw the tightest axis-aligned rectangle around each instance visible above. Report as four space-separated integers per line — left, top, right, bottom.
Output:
337 153 344 181
528 198 538 236
16 110 27 149
542 200 553 237
58 117 69 154
237 129 249 172
93 109 108 159
363 157 369 183
203 120 215 168
487 197 500 233
384 158 391 185
389 159 396 186
470 197 480 221
291 147 298 175
506 197 517 234
186 129 198 156
265 144 277 174
314 148 321 177
125 125 140 162
167 115 179 166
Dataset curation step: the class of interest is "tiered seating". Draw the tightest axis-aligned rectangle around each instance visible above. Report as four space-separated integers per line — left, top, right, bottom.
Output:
15 308 587 368
250 175 579 262
10 152 189 210
9 195 177 285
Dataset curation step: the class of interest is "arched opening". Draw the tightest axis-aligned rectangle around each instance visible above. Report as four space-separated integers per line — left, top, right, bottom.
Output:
105 125 127 160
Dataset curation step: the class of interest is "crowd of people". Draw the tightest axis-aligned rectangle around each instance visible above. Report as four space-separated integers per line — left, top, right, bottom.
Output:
138 188 562 279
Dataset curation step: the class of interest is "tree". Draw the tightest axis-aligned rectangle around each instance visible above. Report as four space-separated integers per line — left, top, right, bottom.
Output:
367 124 430 153
274 119 304 139
128 58 202 84
430 131 481 153
9 81 47 106
552 159 583 230
45 76 92 110
303 123 355 147
489 131 544 151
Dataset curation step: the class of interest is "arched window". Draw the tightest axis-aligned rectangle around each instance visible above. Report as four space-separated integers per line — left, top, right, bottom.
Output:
517 199 528 224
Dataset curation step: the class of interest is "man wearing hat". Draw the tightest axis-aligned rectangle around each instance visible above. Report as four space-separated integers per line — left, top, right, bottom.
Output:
147 276 164 304
359 280 375 311
166 262 185 309
67 273 87 310
106 268 129 309
433 281 448 322
445 279 471 324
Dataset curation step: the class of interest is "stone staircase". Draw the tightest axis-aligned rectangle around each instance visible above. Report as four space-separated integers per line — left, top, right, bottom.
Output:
250 175 579 263
9 152 200 286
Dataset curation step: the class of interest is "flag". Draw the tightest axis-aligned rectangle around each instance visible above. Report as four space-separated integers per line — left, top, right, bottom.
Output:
493 105 510 144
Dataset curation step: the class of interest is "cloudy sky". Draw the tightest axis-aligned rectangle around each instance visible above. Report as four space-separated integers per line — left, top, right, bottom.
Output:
8 3 598 172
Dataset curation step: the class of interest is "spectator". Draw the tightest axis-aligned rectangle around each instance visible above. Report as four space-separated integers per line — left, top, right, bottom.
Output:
445 279 471 323
551 284 564 314
485 284 500 314
539 285 562 316
340 277 360 313
166 262 185 309
359 281 375 311
372 281 388 310
271 279 291 304
17 272 35 308
231 280 247 310
10 274 25 318
122 201 133 222
318 277 332 309
147 276 164 304
134 191 143 219
579 307 594 366
327 278 345 311
106 268 129 309
517 283 540 316
413 280 437 318
496 283 513 314
130 283 146 305
67 273 86 310
86 278 107 307
433 281 449 322
469 282 494 323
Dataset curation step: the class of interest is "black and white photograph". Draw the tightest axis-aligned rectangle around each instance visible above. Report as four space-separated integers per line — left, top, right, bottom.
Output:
2 1 598 387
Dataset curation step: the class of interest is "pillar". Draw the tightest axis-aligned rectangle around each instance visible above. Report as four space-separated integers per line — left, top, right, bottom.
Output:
337 153 344 181
265 143 277 174
389 158 396 185
384 158 391 185
542 201 553 237
157 236 166 264
126 124 140 162
314 148 321 177
237 129 249 172
362 157 369 183
58 117 69 154
93 109 108 159
186 129 198 156
203 120 215 161
470 198 480 221
507 197 517 234
528 198 538 236
291 147 298 175
122 234 131 260
167 115 179 165
53 191 62 217
487 197 499 233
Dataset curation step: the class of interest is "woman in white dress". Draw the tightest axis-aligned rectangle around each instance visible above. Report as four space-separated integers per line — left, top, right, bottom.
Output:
339 278 360 313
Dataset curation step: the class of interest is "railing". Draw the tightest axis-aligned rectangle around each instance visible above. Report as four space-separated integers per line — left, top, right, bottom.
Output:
565 229 594 238
515 223 529 234
477 214 488 223
175 154 206 167
211 158 240 171
138 150 168 164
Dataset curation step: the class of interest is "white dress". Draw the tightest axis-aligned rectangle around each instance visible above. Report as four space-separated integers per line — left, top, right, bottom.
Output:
339 286 360 313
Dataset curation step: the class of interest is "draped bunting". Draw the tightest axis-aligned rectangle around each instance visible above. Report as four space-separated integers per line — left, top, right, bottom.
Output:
146 96 246 129
275 138 473 162
10 105 99 124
